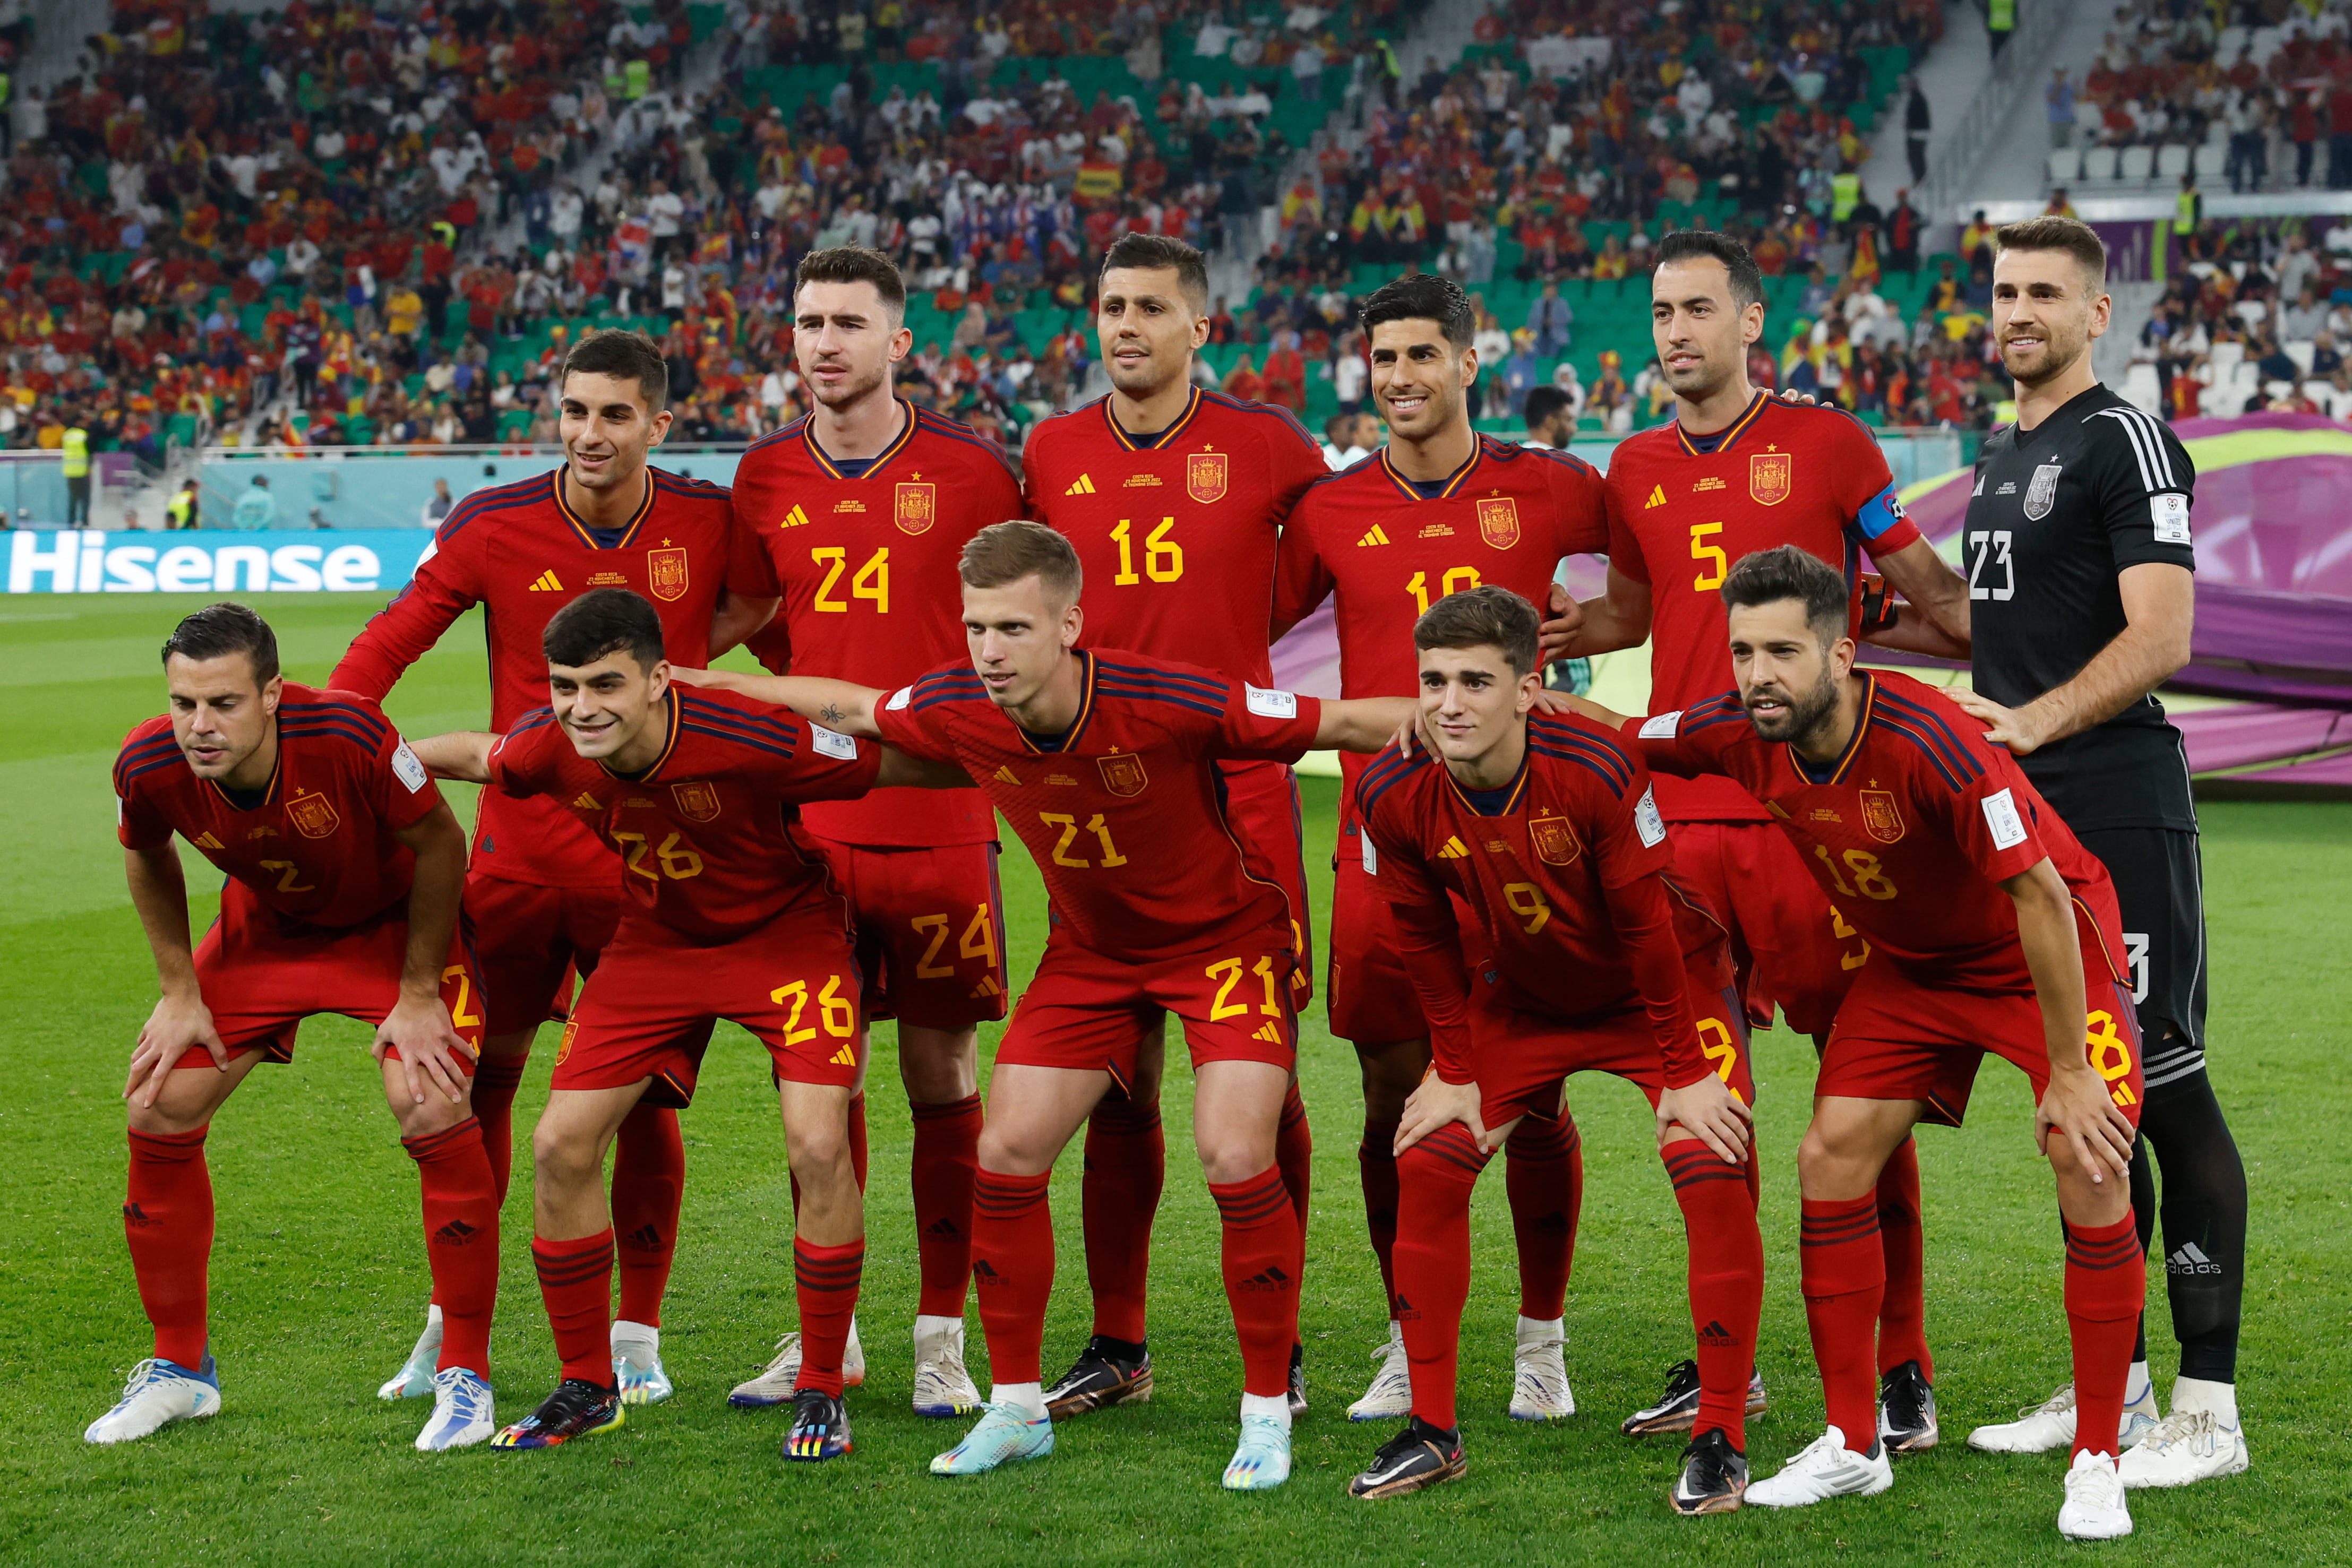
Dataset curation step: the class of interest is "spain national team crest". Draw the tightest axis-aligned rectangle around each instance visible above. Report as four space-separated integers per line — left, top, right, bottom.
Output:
286 789 341 838
555 1019 578 1067
895 480 938 536
646 546 690 602
1749 450 1793 506
1529 814 1581 865
1186 448 1228 505
1096 751 1149 797
2024 462 2063 522
670 780 722 823
1475 495 1522 549
1860 787 1905 845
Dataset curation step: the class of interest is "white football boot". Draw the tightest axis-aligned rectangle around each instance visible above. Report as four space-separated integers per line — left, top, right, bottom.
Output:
728 1319 865 1407
416 1367 496 1451
1507 1317 1575 1420
1967 1371 2159 1454
912 1317 982 1418
2058 1449 2134 1539
1744 1425 1894 1509
85 1356 221 1444
1347 1322 1413 1422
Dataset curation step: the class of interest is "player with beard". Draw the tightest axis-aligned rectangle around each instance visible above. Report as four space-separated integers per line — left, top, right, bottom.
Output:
1946 218 2250 1489
1020 232 1328 1420
724 247 1025 1419
1541 230 1972 1450
1271 273 1608 1425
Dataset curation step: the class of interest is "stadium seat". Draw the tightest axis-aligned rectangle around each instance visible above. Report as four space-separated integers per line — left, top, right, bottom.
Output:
2119 145 2156 183
2081 146 2120 182
2287 340 2316 374
2194 142 2227 179
2048 148 2082 186
2157 144 2190 179
2208 340 2246 377
2121 363 2164 413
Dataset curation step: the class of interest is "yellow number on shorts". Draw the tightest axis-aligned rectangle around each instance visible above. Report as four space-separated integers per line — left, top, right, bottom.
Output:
771 981 817 1045
1690 522 1728 591
259 858 315 893
1038 812 1128 868
1111 516 1184 584
812 546 890 613
1830 903 1872 971
1697 1015 1744 1098
817 974 856 1037
1204 955 1285 1021
960 902 1000 969
912 914 955 978
1502 881 1552 934
1813 845 1898 901
2086 1009 2136 1106
442 964 483 1030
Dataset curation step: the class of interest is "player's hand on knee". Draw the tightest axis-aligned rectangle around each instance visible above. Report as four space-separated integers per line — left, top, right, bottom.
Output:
2035 1064 2134 1184
1658 1075 1752 1166
374 994 477 1105
127 994 225 1107
1395 1073 1486 1155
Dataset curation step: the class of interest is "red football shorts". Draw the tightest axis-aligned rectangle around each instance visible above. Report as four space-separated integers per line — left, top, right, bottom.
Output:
177 879 485 1071
1667 820 1865 1037
462 871 622 1037
1328 824 1427 1044
996 918 1299 1089
1818 960 2147 1129
1221 759 1316 1006
1467 964 1756 1128
552 904 865 1108
812 837 1010 1031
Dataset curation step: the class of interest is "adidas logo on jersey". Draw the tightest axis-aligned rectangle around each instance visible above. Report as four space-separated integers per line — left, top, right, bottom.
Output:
1644 485 1668 509
528 570 564 591
1065 474 1096 495
828 1042 858 1067
1437 835 1471 858
993 764 1021 785
969 976 1002 1000
779 504 813 529
2167 1242 2223 1276
191 831 224 850
1251 1021 1285 1045
1357 523 1392 547
572 791 603 810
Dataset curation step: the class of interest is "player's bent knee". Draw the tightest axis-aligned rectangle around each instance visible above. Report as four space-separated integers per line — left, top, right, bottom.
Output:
897 1024 980 1101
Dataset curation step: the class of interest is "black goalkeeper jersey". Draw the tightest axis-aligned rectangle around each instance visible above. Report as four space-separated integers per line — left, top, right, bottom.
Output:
1965 384 2199 832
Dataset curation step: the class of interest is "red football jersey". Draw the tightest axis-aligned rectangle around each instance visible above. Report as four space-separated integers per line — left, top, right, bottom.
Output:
330 464 762 888
733 401 1020 848
1024 387 1328 685
1630 670 2126 989
115 684 444 930
484 685 880 943
1354 711 1724 1083
871 650 1323 962
1603 395 1922 821
1272 435 1609 821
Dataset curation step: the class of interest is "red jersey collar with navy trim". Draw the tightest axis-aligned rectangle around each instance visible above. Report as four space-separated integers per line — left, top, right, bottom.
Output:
804 398 922 479
597 691 684 783
1786 671 1876 787
551 465 656 550
1673 391 1771 458
1100 386 1205 451
1376 436 1484 501
1014 649 1100 755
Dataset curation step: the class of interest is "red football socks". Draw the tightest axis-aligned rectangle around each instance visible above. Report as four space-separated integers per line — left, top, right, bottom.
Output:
1275 1081 1312 1239
1391 1123 1490 1429
1505 1112 1582 1321
1359 1118 1403 1314
124 1126 214 1368
403 1116 501 1374
792 1238 865 1396
469 1053 530 1207
909 1093 983 1319
1666 1141 1765 1449
1207 1165 1302 1398
533 1228 616 1386
972 1167 1054 1384
1080 1097 1163 1342
612 1101 684 1329
2064 1213 2147 1459
1875 1136 1932 1378
1799 1193 1885 1448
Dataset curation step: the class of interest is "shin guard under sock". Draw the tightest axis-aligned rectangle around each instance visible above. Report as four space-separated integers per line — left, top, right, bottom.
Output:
125 1126 214 1368
1666 1142 1764 1449
1275 1080 1312 1240
403 1116 500 1374
2065 1213 2148 1459
533 1229 617 1386
1207 1165 1304 1398
469 1053 530 1208
1080 1097 1164 1342
1874 1136 1930 1379
1504 1113 1581 1321
909 1094 983 1320
792 1238 865 1396
1799 1193 1884 1446
612 1101 684 1329
1391 1125 1489 1429
971 1168 1054 1384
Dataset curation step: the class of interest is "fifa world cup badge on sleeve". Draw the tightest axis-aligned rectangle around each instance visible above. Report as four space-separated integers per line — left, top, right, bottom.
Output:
1530 814 1581 866
1097 751 1148 797
1860 788 1905 844
895 479 937 536
1186 447 1229 504
1634 786 1667 847
1749 450 1792 506
647 546 690 601
1475 495 1522 548
671 781 722 823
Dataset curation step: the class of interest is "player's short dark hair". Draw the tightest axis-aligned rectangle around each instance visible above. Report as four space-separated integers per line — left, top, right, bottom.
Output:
1359 272 1474 349
1654 229 1766 312
959 519 1083 606
162 601 279 686
1720 545 1848 648
1100 232 1209 312
796 245 908 324
1522 384 1573 432
1414 584 1540 679
1994 216 2108 290
543 587 667 672
562 329 669 412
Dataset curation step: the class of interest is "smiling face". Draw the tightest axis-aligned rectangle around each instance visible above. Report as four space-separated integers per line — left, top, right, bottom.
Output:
1417 642 1539 769
1368 318 1474 441
963 574 1083 713
1097 265 1208 399
1652 256 1763 403
1726 597 1850 746
1992 246 2109 388
547 647 671 764
167 651 281 781
560 370 670 494
795 278 913 412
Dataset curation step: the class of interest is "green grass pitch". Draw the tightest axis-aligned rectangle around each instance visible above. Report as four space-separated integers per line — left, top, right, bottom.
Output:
2 592 2344 1565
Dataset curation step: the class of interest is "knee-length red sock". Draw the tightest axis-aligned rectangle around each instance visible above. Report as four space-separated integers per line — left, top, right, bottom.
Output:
793 1238 865 1395
1275 1081 1312 1239
1359 1118 1403 1314
1391 1125 1490 1429
1875 1137 1932 1378
125 1126 213 1368
469 1054 530 1207
1207 1165 1302 1398
909 1094 983 1320
612 1101 684 1328
1666 1142 1765 1449
1504 1112 1581 1321
1080 1098 1163 1342
972 1168 1054 1384
404 1116 500 1374
1800 1194 1885 1448
2064 1214 2147 1460
533 1229 616 1386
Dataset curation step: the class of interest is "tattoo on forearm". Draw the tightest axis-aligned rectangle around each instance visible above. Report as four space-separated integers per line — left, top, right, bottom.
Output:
819 703 846 727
